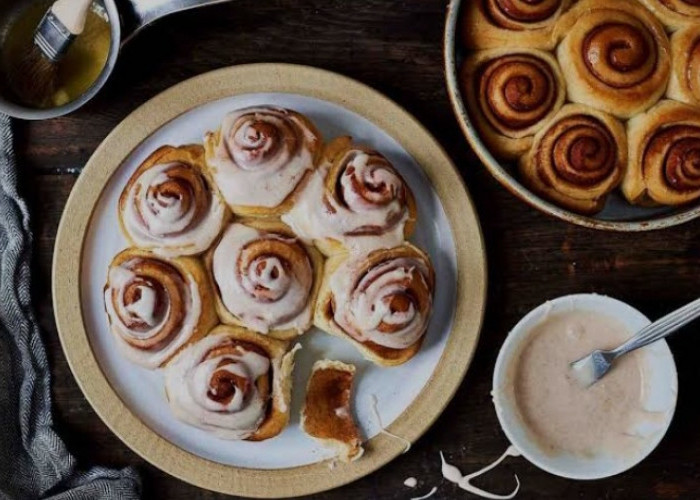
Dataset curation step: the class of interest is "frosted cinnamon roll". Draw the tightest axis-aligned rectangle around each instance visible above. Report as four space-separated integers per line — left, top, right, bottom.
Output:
668 28 700 106
519 104 627 215
554 0 671 119
623 100 700 206
461 49 566 159
206 220 323 339
118 145 229 257
462 0 572 50
164 325 299 440
315 243 435 367
104 248 218 369
638 0 700 31
282 137 417 256
204 106 322 218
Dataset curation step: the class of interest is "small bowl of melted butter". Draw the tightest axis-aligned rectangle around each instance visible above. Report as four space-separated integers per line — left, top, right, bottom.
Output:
493 294 677 480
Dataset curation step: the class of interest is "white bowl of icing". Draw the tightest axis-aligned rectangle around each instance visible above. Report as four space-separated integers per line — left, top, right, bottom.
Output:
492 294 678 480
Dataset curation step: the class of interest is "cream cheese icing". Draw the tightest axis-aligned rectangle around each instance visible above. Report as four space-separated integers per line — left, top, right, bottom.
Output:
122 162 226 257
211 223 314 334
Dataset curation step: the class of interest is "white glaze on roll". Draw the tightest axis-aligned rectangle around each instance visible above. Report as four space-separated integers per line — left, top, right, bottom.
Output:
329 256 432 349
212 223 314 333
282 152 411 254
122 162 227 257
104 258 202 369
164 333 271 439
206 107 319 208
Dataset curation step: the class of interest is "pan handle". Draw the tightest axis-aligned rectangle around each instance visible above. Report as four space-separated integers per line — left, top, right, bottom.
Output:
116 0 232 45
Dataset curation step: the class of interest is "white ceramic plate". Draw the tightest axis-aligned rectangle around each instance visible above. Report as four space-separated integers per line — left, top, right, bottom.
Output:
81 92 458 469
493 294 678 479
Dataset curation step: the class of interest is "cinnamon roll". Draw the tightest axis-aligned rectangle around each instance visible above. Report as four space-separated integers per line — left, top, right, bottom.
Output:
314 244 435 367
204 106 322 217
302 360 364 462
623 100 700 206
118 145 229 257
104 248 218 369
282 137 417 256
164 325 299 440
519 104 627 215
461 49 566 160
554 0 671 119
638 0 700 31
462 0 572 50
206 219 323 339
668 27 700 106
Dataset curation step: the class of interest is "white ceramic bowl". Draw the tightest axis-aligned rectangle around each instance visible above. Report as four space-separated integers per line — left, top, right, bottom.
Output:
492 294 678 480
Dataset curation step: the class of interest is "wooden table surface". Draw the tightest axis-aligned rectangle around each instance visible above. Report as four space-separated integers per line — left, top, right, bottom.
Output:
22 1 700 498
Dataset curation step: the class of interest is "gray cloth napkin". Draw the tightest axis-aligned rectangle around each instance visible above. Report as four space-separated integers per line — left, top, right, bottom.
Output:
0 114 141 500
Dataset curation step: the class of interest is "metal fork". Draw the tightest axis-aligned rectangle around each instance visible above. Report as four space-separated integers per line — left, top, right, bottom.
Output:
570 297 700 387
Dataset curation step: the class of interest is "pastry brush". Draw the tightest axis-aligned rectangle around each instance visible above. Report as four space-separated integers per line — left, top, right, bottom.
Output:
10 0 93 107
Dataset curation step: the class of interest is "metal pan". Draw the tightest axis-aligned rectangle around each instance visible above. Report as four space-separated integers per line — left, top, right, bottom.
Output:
443 0 700 231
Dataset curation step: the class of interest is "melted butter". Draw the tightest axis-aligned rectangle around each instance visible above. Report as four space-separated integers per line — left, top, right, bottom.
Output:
1 2 110 108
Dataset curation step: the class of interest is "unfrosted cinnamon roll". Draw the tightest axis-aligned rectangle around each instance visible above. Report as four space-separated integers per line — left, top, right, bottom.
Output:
206 219 323 339
104 248 218 369
461 49 566 159
668 27 700 106
302 360 364 462
554 0 671 119
282 137 417 256
623 100 700 206
118 145 229 257
519 104 627 215
204 106 322 217
462 0 572 50
638 0 700 31
164 325 299 440
315 243 435 367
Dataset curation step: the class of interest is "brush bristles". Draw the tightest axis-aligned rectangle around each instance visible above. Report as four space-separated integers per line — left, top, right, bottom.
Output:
7 45 58 108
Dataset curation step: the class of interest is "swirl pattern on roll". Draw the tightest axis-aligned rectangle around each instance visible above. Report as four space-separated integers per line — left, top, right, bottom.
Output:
639 0 700 30
204 106 321 213
555 0 670 118
210 222 317 335
104 250 213 368
668 28 700 106
119 146 227 257
165 332 276 440
519 104 626 214
325 245 435 351
282 137 416 255
624 101 700 206
484 0 565 29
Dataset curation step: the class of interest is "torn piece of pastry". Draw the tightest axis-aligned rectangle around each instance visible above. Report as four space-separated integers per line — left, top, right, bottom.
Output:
301 360 364 462
164 325 299 440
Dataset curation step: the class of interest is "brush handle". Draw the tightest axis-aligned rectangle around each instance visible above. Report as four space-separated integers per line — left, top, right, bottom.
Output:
51 0 93 35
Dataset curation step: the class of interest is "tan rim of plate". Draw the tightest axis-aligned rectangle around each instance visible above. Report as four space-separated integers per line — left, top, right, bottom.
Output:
52 63 487 498
443 0 700 231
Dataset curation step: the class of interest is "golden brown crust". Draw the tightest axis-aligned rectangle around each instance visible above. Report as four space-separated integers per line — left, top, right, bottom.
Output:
461 49 566 160
462 0 572 50
203 109 323 218
668 27 700 107
205 219 323 340
638 0 700 31
623 100 700 206
314 243 435 367
553 0 670 119
519 104 627 215
118 144 231 256
105 248 218 367
301 360 363 462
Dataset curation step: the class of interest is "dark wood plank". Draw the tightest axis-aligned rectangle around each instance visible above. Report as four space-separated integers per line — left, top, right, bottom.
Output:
17 0 700 498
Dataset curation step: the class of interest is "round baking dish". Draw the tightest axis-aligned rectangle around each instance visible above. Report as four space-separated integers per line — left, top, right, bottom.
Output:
444 0 700 231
